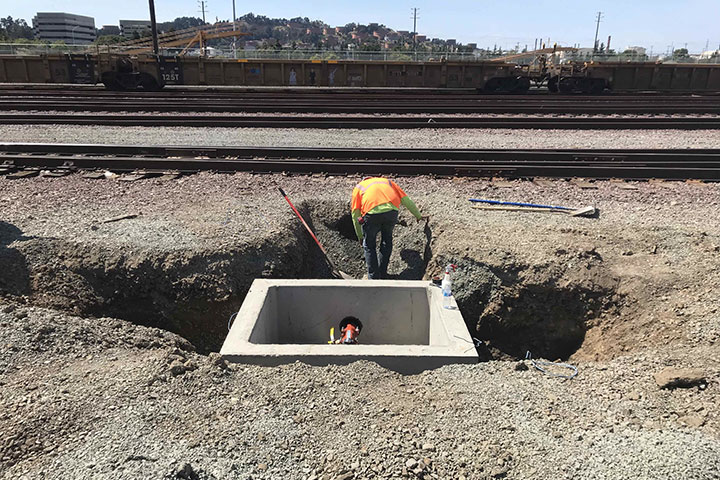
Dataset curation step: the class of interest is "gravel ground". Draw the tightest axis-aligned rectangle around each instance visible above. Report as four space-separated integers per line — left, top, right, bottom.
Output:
2 124 720 149
1 171 719 479
0 304 718 480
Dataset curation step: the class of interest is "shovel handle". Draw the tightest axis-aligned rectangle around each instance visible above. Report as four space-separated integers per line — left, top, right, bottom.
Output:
469 198 572 211
279 187 331 259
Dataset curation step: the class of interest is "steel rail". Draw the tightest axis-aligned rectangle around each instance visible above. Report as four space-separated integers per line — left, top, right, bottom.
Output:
1 88 719 101
1 143 719 180
1 113 719 129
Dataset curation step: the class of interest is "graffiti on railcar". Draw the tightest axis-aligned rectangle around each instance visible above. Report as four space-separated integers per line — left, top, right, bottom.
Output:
68 57 95 84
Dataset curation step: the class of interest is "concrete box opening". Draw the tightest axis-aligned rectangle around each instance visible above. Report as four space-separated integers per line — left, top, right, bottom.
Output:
221 279 478 374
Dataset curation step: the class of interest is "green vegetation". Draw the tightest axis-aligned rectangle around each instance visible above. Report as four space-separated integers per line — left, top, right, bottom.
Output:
0 16 33 41
95 35 125 45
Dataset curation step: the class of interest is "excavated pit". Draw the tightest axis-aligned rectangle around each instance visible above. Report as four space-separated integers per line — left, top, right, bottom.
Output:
0 206 620 361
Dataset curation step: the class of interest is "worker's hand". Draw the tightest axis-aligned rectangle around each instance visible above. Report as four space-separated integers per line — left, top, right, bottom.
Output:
417 215 430 224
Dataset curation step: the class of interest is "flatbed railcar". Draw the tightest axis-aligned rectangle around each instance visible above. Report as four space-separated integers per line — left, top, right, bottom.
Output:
1 53 719 94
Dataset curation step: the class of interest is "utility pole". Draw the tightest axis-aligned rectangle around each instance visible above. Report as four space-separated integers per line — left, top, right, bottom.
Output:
148 0 159 55
411 7 419 56
199 0 207 23
232 0 237 59
593 11 603 54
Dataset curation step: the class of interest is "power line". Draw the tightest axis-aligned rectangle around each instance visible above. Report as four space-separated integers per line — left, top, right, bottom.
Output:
593 11 603 54
411 7 419 52
198 0 208 23
232 0 237 59
148 0 159 55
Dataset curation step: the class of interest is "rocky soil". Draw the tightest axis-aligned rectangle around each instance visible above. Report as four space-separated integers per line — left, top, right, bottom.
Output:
2 124 720 149
1 169 719 479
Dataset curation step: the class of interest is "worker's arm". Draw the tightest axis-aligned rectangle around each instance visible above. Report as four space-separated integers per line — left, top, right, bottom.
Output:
351 208 363 241
401 196 423 220
350 187 364 241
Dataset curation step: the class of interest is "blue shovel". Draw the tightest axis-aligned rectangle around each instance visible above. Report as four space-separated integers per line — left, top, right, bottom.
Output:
469 198 596 217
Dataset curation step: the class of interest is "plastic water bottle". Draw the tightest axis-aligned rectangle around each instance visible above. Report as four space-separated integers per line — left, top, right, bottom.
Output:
441 264 457 309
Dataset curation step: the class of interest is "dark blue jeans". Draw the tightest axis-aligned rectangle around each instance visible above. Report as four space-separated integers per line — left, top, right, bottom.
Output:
362 209 398 279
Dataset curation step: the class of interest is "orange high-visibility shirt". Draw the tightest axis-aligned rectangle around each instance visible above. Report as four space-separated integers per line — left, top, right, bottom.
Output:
351 177 408 216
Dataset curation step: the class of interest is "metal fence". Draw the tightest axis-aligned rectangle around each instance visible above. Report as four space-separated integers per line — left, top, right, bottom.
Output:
1 43 719 64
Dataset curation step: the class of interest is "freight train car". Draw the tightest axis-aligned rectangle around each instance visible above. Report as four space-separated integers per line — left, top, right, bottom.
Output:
1 53 720 94
0 53 525 91
546 61 720 93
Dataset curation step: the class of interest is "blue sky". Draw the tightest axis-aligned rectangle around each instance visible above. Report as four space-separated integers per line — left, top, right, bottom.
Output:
5 1 720 53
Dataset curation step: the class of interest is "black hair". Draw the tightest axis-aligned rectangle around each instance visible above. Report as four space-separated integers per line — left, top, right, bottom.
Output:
339 316 362 332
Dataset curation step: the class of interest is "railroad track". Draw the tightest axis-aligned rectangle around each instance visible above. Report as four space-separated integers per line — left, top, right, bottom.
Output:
2 88 720 100
2 99 719 114
1 143 719 180
1 90 719 114
2 113 720 130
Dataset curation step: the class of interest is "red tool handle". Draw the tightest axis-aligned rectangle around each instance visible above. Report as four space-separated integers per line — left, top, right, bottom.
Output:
278 187 331 258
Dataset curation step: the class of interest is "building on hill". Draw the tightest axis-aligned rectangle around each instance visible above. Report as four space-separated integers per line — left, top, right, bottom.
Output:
100 25 120 36
323 36 340 48
624 46 647 56
351 31 371 41
32 12 96 44
120 20 151 39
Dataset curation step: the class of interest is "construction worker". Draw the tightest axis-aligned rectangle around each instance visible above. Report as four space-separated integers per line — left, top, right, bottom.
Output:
351 177 427 279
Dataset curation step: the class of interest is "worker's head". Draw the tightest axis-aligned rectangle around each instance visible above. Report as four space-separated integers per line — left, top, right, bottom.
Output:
339 316 362 332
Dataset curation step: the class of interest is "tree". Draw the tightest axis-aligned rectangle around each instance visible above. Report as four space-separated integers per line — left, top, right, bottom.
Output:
156 17 204 32
673 48 689 58
0 16 34 40
95 35 125 45
359 40 381 51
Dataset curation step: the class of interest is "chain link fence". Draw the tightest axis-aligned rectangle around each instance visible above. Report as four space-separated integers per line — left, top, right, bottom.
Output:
1 43 719 64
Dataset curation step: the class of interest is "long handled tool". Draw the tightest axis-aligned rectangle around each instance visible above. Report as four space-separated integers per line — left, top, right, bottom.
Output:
469 198 596 217
279 188 352 279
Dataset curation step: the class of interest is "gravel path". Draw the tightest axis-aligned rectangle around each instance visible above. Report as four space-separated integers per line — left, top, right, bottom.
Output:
2 125 720 149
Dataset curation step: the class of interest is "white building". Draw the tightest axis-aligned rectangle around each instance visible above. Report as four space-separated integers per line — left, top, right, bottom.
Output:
624 46 647 56
32 12 96 45
120 20 152 39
